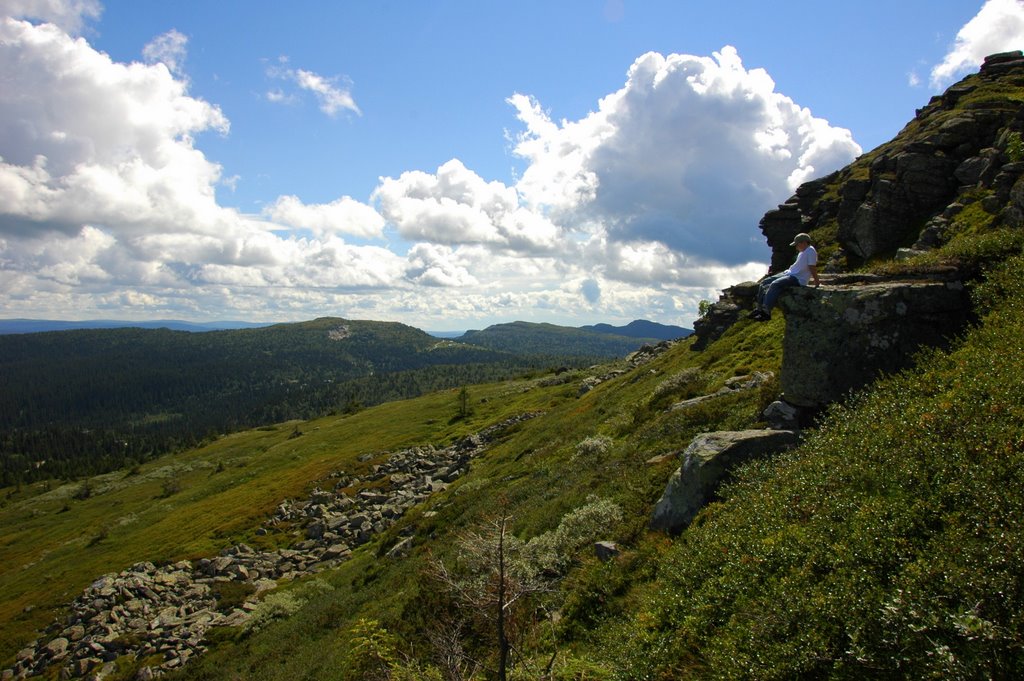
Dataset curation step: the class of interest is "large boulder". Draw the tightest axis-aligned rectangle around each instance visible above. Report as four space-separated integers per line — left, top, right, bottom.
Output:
777 277 970 408
650 429 800 535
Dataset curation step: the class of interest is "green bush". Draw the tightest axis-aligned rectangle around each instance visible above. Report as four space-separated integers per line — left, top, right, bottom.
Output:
605 252 1024 679
520 497 624 578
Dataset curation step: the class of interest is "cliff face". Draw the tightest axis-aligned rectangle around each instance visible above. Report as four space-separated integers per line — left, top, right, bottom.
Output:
759 50 1024 273
777 276 969 408
694 51 1024 411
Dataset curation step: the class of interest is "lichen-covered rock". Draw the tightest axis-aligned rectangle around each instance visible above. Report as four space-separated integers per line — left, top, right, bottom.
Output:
650 429 800 535
759 51 1024 271
691 281 760 350
777 278 970 408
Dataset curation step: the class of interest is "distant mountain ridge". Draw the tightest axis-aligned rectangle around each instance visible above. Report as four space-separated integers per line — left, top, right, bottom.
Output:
0 316 644 484
1 318 691 339
0 319 273 334
455 320 678 357
581 319 691 340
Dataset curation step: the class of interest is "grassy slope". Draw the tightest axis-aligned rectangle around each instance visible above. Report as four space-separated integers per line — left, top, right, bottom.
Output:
0 315 784 675
0 378 560 662
169 246 1024 679
8 246 1024 680
604 251 1024 679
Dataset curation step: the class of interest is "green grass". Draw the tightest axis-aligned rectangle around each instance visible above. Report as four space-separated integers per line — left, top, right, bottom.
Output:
12 245 1021 679
7 253 1022 678
601 250 1024 679
0 377 570 663
0 318 787 677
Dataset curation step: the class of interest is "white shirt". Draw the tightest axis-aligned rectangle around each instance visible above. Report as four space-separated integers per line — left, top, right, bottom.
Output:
786 246 818 286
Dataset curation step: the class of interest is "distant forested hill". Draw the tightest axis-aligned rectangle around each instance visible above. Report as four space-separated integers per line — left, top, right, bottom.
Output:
0 317 606 484
0 319 271 334
457 320 665 356
581 319 692 340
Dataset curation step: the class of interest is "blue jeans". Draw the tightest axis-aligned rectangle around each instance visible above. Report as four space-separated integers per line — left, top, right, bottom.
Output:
756 273 799 312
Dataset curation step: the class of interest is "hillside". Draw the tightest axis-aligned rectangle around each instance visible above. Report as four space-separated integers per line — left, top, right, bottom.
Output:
457 320 666 356
580 319 692 340
2 53 1024 680
0 320 273 334
0 317 572 485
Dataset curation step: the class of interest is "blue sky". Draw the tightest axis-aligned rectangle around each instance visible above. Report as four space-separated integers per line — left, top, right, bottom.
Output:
1 0 1022 330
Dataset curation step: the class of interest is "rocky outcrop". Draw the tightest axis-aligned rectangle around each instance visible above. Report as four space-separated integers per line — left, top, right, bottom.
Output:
577 338 683 396
669 372 774 411
760 51 1024 270
759 175 838 273
650 429 801 535
692 53 1022 412
777 276 970 408
5 413 541 681
691 281 759 350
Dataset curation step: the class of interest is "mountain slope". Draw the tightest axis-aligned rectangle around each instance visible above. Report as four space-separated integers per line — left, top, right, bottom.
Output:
3 54 1024 681
581 319 692 340
0 319 273 334
0 317 535 484
457 320 662 356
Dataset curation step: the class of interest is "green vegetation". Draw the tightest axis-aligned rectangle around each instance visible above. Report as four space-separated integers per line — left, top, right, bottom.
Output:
4 60 1024 681
459 321 663 356
606 250 1024 679
4 240 1024 678
0 311 784 676
0 318 621 485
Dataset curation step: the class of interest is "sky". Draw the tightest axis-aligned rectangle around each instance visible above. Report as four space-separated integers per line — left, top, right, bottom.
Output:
1 1 1023 331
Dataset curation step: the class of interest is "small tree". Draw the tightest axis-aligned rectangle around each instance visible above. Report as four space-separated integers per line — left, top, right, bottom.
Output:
429 500 546 681
456 386 471 420
698 299 712 318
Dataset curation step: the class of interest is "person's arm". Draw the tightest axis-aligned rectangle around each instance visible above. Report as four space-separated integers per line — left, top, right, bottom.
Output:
810 264 820 287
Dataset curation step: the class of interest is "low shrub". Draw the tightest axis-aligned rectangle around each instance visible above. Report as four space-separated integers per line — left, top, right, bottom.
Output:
605 251 1024 679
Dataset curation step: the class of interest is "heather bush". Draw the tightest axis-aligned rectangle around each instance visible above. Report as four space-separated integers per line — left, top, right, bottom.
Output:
607 252 1024 679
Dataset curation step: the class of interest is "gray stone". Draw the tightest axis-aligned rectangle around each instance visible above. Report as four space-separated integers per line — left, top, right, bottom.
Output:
777 279 969 408
43 637 69 658
594 541 619 562
762 400 799 430
651 430 800 534
386 536 414 560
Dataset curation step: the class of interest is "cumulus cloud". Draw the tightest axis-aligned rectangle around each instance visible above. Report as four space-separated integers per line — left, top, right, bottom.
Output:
0 15 858 328
404 243 478 287
0 18 230 238
931 0 1024 88
0 16 407 323
509 46 860 265
369 44 856 323
266 57 360 117
264 195 386 239
0 0 100 34
142 29 188 77
374 159 562 254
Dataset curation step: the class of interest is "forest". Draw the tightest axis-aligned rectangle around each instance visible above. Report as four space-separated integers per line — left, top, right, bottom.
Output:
0 317 636 485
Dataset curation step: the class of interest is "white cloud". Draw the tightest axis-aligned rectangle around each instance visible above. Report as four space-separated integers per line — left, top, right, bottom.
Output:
930 0 1024 88
264 195 385 239
0 19 857 329
364 45 854 326
142 29 188 77
404 243 478 287
509 46 860 266
0 17 408 323
374 159 562 254
0 18 230 238
0 0 101 34
266 58 360 117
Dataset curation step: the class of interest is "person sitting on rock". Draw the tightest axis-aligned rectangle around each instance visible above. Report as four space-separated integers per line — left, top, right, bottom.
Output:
749 232 819 321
